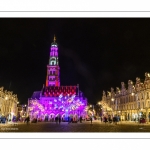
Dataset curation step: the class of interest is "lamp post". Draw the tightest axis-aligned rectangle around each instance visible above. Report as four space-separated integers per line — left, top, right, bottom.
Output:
145 107 149 124
111 98 114 119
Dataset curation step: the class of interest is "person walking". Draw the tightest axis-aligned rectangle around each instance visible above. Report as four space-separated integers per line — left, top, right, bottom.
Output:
26 116 30 124
55 116 58 124
100 117 103 122
90 116 92 124
71 116 73 123
104 117 107 124
80 116 82 123
58 116 61 124
68 116 70 124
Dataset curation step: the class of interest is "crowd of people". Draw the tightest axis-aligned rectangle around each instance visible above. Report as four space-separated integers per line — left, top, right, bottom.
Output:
99 115 120 124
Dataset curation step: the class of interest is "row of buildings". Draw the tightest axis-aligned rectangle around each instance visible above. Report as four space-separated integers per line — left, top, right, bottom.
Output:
2 36 150 123
100 72 150 122
0 87 18 120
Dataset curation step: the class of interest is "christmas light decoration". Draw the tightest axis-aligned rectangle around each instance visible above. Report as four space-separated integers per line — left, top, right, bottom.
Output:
28 36 87 121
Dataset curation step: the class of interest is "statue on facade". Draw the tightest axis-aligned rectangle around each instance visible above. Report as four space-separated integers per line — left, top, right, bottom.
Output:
111 87 115 98
111 87 114 93
135 77 144 90
128 80 138 94
145 72 150 81
0 87 4 92
136 77 141 84
128 80 133 86
107 91 111 97
116 87 120 94
121 82 126 89
128 80 134 91
103 90 106 97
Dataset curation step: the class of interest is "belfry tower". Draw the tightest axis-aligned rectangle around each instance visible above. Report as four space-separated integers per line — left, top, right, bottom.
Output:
46 35 60 86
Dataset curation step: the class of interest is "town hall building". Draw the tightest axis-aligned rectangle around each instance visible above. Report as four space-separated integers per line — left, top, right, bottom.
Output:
28 36 88 121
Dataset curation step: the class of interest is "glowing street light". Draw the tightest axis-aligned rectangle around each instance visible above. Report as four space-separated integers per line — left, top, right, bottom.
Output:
98 102 101 105
131 93 134 96
111 98 114 101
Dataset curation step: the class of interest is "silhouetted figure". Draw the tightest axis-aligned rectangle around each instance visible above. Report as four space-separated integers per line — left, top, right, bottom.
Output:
108 116 112 123
113 116 117 125
26 116 30 124
55 117 58 124
100 117 103 122
104 117 107 124
80 116 82 123
90 117 92 124
58 117 61 124
68 116 70 124
71 117 73 123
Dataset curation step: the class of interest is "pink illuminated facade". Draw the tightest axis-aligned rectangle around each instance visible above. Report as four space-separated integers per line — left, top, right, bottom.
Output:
28 36 88 121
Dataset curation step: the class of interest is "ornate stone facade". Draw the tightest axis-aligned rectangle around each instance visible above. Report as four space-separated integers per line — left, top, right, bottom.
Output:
28 37 88 121
101 72 150 122
0 87 18 120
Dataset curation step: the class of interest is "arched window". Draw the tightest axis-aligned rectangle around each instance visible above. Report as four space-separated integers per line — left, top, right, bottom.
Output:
147 92 149 99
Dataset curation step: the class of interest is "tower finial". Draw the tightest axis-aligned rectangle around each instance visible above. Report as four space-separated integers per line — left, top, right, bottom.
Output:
54 35 56 42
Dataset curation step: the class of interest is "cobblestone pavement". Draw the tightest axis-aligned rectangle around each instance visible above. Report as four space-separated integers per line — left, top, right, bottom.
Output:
0 120 150 132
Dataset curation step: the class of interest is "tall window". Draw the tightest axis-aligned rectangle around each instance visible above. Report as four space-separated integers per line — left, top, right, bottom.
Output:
138 102 140 108
134 95 136 101
141 93 143 99
147 92 149 99
137 95 139 101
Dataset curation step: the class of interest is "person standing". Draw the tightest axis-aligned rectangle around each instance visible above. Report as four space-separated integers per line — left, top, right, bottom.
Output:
55 116 58 124
90 116 92 124
26 116 30 124
71 116 73 123
104 117 107 124
58 116 61 124
68 116 70 124
80 116 82 123
100 117 103 122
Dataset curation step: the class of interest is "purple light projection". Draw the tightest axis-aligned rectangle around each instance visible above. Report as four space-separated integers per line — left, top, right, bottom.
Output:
28 36 88 121
28 92 87 121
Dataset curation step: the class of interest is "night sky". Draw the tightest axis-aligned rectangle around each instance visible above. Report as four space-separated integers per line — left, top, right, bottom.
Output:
0 18 150 105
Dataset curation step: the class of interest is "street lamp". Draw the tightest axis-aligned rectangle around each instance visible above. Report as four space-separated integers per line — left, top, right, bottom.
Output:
131 92 135 96
111 98 114 101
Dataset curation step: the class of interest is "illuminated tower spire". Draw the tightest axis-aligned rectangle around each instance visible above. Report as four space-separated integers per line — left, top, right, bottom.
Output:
54 34 56 42
46 35 60 86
